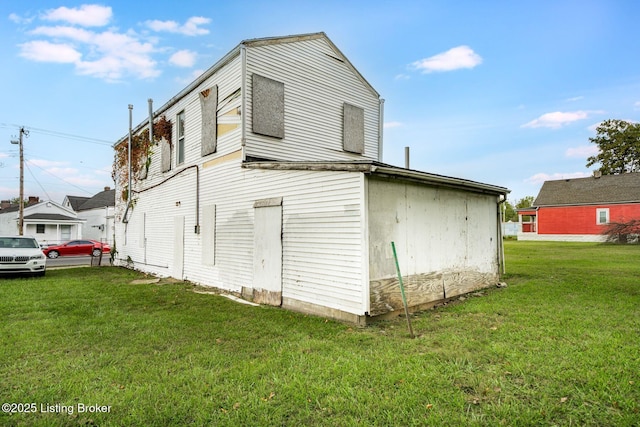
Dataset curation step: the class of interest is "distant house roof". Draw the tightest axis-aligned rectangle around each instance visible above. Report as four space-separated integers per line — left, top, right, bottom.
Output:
77 189 115 211
24 213 84 222
533 173 640 207
1 200 43 214
65 196 90 211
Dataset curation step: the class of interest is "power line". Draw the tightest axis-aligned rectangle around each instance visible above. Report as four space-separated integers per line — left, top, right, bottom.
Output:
1 123 114 146
24 161 52 200
23 156 96 196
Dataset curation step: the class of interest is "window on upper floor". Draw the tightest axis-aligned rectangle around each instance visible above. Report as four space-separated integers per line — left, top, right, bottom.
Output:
177 110 185 165
252 74 284 139
343 103 364 154
200 86 218 157
596 208 609 225
217 88 241 140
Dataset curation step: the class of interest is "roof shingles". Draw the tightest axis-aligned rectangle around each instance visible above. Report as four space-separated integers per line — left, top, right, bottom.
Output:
533 173 640 206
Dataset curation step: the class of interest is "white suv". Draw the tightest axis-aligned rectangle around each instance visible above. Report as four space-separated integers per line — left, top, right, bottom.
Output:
0 236 46 277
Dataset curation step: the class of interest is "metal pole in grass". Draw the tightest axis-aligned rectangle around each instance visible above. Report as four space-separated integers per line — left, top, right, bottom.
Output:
391 241 415 338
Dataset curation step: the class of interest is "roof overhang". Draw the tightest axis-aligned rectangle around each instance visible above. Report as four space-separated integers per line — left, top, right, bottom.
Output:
22 213 85 224
517 207 538 215
242 160 510 197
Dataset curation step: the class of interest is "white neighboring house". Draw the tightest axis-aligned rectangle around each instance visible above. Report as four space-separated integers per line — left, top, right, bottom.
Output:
0 198 84 245
114 33 509 324
65 188 116 245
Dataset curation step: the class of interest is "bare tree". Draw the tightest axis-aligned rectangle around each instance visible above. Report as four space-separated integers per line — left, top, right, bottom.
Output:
602 219 640 244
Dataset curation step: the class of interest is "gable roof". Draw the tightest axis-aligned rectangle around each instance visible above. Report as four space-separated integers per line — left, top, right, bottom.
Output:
118 32 379 146
533 173 640 206
77 189 115 211
64 196 90 211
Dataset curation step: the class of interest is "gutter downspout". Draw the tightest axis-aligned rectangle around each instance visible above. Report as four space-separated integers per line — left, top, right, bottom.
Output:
195 166 200 234
148 99 154 144
122 104 134 223
240 43 247 159
128 104 133 206
378 99 384 162
497 194 508 275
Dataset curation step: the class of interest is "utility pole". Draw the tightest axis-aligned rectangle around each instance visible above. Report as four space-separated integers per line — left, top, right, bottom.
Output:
10 127 28 235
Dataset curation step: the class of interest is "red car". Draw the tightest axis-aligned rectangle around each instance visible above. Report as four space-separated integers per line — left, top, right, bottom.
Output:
43 240 110 259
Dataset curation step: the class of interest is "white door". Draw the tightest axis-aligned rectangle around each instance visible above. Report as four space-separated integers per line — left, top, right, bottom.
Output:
173 216 184 279
253 203 282 305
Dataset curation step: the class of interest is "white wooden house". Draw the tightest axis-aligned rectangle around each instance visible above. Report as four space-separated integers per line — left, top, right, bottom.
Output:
74 188 115 245
0 199 84 245
114 33 509 324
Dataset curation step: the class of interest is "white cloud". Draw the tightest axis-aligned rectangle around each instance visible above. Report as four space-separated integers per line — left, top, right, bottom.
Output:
78 31 158 80
145 16 211 36
169 50 197 67
21 25 159 80
77 54 159 81
566 96 584 102
565 145 598 158
0 153 9 159
26 159 108 190
31 25 94 43
394 73 410 80
384 121 403 129
634 101 640 110
587 122 601 132
19 40 81 63
525 171 591 185
42 4 112 27
176 69 206 85
16 9 211 82
46 167 79 176
94 165 112 177
9 13 33 25
26 159 67 168
63 174 106 187
522 111 590 129
411 45 482 73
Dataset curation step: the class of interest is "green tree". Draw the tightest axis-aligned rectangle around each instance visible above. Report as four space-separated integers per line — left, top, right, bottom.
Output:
10 197 29 205
503 201 517 222
502 197 534 222
586 119 640 174
515 196 534 209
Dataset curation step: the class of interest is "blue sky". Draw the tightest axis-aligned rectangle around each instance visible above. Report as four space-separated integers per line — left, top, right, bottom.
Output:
0 1 638 204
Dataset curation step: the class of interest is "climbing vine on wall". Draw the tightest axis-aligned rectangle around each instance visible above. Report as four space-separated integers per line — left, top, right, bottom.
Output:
113 115 173 201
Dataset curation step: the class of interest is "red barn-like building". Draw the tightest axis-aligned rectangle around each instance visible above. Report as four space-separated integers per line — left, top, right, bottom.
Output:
518 173 640 242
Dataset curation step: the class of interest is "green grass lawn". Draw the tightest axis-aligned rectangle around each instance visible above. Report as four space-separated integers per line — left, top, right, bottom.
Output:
0 241 638 426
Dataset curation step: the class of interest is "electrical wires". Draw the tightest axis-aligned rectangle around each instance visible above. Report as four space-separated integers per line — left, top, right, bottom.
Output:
0 123 114 146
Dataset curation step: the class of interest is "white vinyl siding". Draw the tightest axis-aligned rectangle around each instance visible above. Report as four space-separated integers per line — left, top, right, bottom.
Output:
110 35 523 321
244 37 380 162
116 161 366 315
127 55 241 188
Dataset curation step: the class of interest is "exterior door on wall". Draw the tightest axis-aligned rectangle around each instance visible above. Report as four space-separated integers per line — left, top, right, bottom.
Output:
173 216 184 279
253 198 283 306
60 225 71 242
